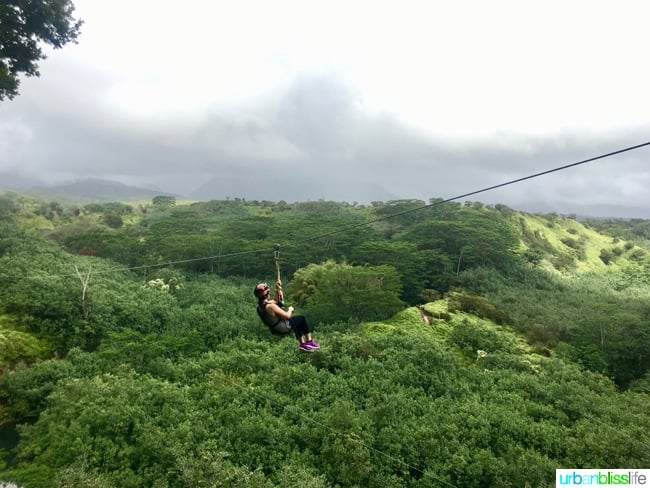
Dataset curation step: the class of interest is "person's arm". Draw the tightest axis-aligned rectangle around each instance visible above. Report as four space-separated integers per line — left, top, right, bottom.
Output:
274 280 284 306
267 302 294 320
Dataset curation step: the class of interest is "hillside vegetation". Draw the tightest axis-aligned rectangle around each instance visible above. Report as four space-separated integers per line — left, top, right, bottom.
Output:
1 192 649 487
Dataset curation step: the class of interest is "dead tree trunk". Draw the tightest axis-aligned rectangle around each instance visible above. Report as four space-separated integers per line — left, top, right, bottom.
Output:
75 265 92 319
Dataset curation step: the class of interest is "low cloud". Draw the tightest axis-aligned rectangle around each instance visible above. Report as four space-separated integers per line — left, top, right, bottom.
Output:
1 63 649 216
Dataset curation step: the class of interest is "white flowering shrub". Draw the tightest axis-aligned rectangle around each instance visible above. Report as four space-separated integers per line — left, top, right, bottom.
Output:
143 277 183 292
144 279 170 292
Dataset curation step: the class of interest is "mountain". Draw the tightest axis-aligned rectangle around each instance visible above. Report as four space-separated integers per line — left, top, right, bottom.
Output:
514 200 650 219
190 173 398 203
0 177 177 203
0 172 39 190
3 170 648 218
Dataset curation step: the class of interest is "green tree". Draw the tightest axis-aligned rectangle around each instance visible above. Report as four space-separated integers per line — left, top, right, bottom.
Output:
349 240 427 304
151 195 176 207
286 260 404 324
0 315 50 370
0 195 19 220
0 0 83 100
9 372 202 487
101 211 123 229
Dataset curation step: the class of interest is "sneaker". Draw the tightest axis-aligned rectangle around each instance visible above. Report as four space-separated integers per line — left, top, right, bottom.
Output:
298 342 314 352
305 340 320 349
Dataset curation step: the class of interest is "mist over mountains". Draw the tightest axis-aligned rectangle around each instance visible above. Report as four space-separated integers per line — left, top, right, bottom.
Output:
1 171 649 219
0 175 170 202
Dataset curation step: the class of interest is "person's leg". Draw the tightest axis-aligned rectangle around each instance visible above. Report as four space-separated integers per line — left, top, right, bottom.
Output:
291 316 319 349
289 319 303 342
290 316 311 337
275 320 312 351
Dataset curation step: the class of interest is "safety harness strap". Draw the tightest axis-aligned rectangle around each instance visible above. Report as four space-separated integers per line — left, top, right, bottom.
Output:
257 301 281 328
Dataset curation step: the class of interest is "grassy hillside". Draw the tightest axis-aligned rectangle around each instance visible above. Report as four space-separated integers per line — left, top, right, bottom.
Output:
513 211 646 274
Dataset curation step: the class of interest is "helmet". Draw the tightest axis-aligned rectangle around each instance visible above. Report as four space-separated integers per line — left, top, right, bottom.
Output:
254 282 270 298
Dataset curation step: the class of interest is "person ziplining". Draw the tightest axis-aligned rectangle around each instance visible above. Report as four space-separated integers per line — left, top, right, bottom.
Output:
254 280 320 352
254 244 320 352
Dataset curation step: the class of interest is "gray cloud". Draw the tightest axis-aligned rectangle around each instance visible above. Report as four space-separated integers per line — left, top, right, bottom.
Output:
1 62 649 217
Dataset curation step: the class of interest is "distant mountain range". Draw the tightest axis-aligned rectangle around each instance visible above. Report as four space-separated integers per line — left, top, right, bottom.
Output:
1 173 649 218
514 200 650 220
0 172 399 205
0 175 175 203
189 173 399 203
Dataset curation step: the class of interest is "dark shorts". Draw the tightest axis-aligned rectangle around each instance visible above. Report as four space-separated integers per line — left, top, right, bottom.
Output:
270 319 292 335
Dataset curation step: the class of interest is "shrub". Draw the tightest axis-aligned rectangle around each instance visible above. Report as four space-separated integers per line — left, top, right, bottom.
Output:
630 248 646 260
449 318 514 357
523 248 544 266
420 288 441 302
527 323 561 348
446 289 508 324
599 248 614 265
102 212 123 229
561 237 581 250
552 252 576 271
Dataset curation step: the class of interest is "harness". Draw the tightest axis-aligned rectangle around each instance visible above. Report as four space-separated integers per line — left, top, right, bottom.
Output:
257 300 285 329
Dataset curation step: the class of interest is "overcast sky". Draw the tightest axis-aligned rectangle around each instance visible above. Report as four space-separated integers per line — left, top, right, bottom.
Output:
1 0 649 215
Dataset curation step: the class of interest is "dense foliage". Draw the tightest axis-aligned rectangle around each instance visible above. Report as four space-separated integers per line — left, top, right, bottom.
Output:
1 193 649 487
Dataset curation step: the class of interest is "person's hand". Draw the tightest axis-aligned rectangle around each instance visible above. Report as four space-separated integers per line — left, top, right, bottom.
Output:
276 280 283 289
288 306 294 313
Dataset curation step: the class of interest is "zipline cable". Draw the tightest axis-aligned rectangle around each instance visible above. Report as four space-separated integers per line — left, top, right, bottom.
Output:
291 140 650 245
0 246 275 281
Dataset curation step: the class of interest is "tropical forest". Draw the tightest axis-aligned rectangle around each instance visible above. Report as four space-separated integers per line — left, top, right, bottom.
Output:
1 192 649 487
